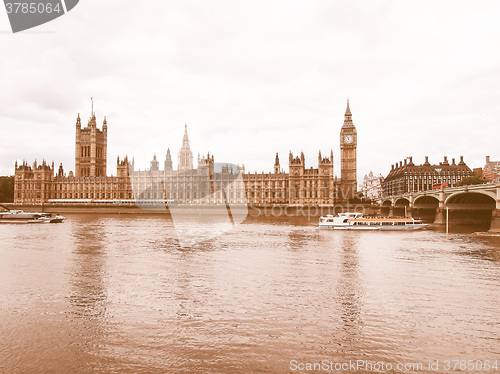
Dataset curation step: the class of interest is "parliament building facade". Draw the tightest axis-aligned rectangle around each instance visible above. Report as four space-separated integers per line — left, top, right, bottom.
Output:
14 102 358 206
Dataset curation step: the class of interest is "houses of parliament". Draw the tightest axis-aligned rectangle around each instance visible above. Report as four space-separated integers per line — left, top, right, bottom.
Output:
14 102 358 206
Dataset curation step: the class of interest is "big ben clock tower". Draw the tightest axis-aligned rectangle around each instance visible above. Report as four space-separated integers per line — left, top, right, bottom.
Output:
340 99 357 200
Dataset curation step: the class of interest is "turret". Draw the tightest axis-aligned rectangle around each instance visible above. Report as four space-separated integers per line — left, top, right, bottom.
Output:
89 112 96 127
164 148 173 171
116 155 130 178
151 154 159 172
58 163 64 177
274 153 280 174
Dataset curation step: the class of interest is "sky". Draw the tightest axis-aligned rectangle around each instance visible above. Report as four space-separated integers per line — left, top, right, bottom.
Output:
1 0 499 182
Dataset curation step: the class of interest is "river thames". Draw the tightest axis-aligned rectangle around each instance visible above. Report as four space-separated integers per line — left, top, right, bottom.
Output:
0 214 499 373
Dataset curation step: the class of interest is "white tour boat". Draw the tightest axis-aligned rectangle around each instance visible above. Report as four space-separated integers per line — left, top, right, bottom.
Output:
0 209 65 224
319 212 427 230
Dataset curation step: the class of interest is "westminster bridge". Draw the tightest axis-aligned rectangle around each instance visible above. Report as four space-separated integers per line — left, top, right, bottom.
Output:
381 183 500 232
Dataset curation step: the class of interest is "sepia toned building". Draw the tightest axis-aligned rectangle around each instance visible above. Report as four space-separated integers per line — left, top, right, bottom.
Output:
482 156 500 183
339 100 357 199
382 156 474 197
15 112 131 204
360 171 384 201
14 101 358 206
129 153 247 206
75 113 107 177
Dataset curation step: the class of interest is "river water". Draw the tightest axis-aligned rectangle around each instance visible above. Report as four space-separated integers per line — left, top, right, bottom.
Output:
0 214 499 373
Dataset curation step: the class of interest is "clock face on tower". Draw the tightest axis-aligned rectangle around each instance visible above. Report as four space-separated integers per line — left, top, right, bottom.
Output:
344 134 354 144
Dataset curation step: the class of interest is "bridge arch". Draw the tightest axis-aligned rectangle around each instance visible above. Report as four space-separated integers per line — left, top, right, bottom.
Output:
394 197 410 206
445 191 496 206
412 195 439 222
392 197 410 216
380 199 392 216
444 192 496 227
413 195 439 208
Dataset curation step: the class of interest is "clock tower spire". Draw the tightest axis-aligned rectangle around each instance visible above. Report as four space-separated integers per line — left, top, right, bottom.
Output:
340 99 357 201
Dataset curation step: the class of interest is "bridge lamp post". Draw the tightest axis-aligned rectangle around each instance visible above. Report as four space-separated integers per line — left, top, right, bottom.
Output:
432 168 447 226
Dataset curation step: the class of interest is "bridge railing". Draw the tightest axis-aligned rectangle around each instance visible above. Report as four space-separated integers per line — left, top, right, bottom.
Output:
384 182 498 199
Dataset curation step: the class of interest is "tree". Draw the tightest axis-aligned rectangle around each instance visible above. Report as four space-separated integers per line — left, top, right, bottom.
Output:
349 192 363 203
455 175 487 187
0 176 14 203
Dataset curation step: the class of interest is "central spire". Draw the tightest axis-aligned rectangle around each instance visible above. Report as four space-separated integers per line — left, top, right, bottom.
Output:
178 124 193 170
183 123 190 147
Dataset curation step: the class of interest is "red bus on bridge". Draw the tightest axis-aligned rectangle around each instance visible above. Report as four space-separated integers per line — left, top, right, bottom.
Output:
432 183 449 190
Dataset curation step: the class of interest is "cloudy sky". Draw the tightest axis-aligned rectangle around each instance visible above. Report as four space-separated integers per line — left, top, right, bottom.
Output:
1 0 499 182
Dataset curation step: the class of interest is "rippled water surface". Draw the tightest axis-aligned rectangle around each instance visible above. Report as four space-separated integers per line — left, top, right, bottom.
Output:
0 214 499 373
